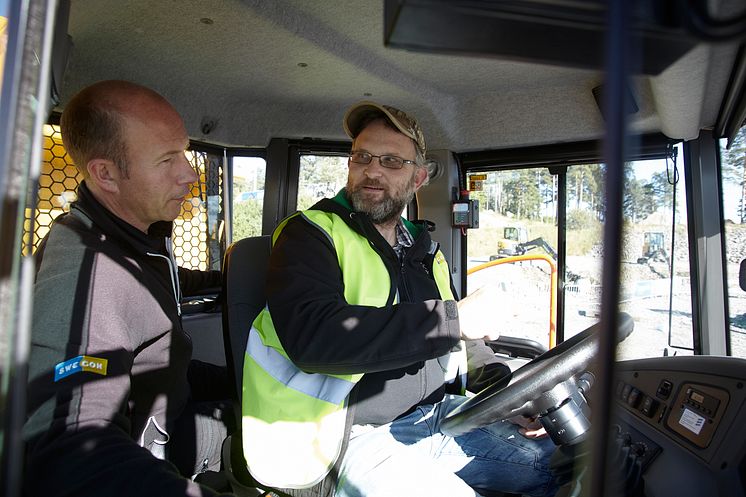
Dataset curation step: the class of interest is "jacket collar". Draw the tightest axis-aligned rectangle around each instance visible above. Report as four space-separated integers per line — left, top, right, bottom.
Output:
73 181 171 255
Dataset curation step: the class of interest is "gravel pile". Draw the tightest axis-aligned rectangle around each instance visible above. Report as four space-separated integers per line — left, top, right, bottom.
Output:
725 222 746 263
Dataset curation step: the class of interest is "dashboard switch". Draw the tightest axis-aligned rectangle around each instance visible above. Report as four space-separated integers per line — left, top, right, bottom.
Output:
622 384 632 402
656 380 673 400
627 388 642 408
641 396 658 418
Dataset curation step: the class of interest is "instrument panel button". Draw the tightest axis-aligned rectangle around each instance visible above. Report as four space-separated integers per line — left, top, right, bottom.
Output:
656 380 673 400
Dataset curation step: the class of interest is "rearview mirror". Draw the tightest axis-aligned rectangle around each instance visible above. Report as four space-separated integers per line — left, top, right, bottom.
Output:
739 259 746 292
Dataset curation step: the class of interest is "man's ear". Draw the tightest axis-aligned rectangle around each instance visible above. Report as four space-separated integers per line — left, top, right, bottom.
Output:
87 159 121 193
413 166 429 190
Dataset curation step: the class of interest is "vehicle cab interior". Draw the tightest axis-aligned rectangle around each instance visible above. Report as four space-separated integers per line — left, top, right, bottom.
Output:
1 1 746 496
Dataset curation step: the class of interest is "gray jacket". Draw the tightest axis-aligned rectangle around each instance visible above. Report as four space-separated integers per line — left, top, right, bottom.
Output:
23 182 224 497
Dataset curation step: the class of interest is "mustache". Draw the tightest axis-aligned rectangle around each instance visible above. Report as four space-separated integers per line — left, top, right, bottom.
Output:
356 180 386 189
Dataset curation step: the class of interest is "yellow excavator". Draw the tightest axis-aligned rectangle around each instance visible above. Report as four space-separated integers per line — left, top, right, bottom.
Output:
493 226 557 260
637 231 668 264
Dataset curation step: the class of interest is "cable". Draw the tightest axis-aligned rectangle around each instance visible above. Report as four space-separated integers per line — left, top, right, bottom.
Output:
665 146 694 352
667 146 678 348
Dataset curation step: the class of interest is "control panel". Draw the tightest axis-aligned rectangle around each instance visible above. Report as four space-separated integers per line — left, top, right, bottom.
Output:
665 383 729 448
615 365 733 455
609 358 746 497
612 420 662 472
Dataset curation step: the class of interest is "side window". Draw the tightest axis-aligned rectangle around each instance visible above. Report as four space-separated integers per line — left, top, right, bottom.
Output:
720 126 746 359
179 149 224 271
0 8 7 94
26 125 224 270
297 154 348 211
231 155 266 240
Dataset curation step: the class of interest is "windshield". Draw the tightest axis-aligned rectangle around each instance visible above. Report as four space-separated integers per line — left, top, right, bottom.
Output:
465 145 701 360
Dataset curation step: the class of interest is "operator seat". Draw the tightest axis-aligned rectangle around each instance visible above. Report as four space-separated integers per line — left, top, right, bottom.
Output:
222 235 271 401
220 235 290 497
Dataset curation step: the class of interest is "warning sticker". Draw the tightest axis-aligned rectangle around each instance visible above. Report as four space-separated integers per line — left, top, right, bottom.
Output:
469 180 484 191
679 408 706 435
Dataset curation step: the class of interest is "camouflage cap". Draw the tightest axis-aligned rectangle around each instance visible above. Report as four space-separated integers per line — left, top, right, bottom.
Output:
343 101 426 158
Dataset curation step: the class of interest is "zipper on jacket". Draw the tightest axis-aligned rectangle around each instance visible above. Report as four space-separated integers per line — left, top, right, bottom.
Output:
146 241 182 316
399 257 412 302
397 230 432 303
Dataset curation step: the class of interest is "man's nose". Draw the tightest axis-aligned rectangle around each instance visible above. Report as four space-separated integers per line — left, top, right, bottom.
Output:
179 154 199 184
364 160 385 177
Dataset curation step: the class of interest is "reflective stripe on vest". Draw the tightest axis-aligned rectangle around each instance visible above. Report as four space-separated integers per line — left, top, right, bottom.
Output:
242 310 361 488
246 323 355 405
243 209 456 488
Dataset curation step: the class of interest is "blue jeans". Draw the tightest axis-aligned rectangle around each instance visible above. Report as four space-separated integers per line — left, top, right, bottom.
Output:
336 395 557 497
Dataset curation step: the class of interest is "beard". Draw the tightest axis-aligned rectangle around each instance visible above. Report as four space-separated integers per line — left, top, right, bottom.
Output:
347 173 416 225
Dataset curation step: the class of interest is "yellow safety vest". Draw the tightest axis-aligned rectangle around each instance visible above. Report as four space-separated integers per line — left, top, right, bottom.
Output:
242 208 457 489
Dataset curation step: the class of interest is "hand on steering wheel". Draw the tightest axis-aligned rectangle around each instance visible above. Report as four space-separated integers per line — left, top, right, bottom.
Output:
440 313 634 441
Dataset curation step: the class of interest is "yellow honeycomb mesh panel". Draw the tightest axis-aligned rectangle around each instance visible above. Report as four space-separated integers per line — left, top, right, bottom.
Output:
23 125 84 255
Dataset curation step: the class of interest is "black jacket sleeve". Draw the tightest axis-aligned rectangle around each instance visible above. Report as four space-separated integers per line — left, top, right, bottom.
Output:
266 216 460 376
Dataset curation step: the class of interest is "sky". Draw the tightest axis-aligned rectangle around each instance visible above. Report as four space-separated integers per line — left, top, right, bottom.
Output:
633 142 741 223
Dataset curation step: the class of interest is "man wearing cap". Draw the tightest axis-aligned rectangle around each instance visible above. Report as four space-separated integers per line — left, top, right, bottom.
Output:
241 102 557 497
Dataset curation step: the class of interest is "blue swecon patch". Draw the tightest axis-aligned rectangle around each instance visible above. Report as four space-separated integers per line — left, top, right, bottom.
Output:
54 355 108 382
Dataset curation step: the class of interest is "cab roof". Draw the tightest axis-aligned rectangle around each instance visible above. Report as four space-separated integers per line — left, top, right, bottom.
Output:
59 0 745 152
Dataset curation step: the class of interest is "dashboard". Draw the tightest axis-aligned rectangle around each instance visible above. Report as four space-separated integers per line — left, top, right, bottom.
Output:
613 356 746 497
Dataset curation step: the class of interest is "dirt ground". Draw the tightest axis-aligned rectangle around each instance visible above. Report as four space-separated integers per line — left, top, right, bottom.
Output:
467 220 746 360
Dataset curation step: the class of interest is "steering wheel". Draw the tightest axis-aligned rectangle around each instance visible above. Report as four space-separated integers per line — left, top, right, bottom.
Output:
440 313 634 437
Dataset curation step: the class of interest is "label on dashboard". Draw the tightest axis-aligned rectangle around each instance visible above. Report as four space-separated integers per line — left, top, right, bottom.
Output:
679 408 705 435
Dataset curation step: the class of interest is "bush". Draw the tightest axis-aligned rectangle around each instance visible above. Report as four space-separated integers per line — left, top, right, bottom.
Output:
233 200 263 240
567 208 597 230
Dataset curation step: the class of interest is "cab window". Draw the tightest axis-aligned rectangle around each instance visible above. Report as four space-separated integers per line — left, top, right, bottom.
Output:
297 154 348 211
720 125 746 359
231 155 267 240
465 143 694 360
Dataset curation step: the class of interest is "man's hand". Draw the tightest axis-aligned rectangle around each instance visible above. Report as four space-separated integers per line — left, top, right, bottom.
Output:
457 285 502 341
509 415 549 439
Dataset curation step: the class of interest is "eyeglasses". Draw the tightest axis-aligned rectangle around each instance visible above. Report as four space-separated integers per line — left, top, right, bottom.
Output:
348 151 416 170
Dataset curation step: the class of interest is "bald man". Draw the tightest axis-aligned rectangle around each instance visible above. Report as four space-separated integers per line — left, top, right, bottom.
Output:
23 81 231 497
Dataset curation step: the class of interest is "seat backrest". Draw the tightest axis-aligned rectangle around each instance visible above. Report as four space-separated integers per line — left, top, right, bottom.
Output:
221 235 271 403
